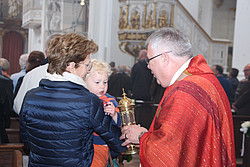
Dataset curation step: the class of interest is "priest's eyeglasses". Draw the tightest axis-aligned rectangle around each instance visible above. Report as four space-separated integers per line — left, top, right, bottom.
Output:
145 51 172 64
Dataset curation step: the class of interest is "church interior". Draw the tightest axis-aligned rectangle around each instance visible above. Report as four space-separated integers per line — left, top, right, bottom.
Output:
0 0 250 166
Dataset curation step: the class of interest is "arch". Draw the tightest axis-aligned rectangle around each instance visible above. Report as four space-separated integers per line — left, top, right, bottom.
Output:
2 31 23 75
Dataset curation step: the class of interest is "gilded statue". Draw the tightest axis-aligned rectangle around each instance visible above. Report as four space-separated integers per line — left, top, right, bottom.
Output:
119 10 127 29
157 10 168 28
130 10 140 29
145 10 153 29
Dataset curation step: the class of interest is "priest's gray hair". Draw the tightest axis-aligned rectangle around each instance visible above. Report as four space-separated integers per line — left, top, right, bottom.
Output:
145 28 193 58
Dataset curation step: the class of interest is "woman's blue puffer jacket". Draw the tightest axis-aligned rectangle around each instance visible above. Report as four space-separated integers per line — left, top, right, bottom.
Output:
19 79 126 167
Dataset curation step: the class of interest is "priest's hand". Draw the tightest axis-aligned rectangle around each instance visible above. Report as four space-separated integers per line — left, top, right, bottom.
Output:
120 124 148 146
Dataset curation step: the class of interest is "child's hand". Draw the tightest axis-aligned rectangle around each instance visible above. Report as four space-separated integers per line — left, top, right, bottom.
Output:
104 102 117 117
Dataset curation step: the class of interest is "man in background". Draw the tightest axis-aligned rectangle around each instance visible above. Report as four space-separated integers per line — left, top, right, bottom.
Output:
235 64 250 101
0 66 13 143
131 49 153 101
107 65 132 98
11 53 29 93
228 68 239 105
212 64 232 100
13 34 60 114
0 58 10 78
109 61 117 76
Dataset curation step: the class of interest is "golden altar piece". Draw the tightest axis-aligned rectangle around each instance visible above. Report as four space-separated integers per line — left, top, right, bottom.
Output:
118 0 174 59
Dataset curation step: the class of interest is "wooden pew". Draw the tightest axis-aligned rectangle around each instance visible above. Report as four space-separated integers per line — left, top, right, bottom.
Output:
0 143 24 167
6 129 21 143
9 117 20 129
232 115 250 166
6 117 21 143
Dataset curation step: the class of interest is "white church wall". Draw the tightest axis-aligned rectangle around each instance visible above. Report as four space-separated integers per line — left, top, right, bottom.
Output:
179 0 199 20
88 0 136 67
179 0 213 36
61 2 87 34
211 0 236 42
233 0 250 80
197 0 213 35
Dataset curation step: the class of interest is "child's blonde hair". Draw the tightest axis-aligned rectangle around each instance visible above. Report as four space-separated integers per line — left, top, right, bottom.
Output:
85 59 111 80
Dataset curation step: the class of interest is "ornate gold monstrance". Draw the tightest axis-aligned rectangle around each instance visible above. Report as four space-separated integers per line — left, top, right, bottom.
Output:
118 89 138 155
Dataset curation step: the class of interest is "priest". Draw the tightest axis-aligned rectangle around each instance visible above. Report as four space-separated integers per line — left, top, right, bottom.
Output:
120 28 236 167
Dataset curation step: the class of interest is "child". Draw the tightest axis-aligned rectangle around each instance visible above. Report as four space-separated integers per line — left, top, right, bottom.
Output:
85 59 121 167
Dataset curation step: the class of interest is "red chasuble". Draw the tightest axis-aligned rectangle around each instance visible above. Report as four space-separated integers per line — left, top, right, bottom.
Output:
139 55 236 167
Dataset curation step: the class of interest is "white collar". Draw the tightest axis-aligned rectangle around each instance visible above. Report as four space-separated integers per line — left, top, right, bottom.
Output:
168 57 192 86
44 72 87 88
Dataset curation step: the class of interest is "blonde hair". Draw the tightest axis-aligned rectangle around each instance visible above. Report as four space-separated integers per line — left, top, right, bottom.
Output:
85 59 111 80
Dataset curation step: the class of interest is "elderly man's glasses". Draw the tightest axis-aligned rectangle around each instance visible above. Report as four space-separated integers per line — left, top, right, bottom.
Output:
145 51 172 64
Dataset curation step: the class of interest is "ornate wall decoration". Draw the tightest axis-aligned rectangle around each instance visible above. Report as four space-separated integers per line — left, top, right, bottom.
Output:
8 0 22 18
157 10 168 28
130 10 140 29
118 0 173 58
145 10 153 29
22 0 43 29
211 44 227 65
175 5 192 39
119 8 127 29
46 0 62 35
192 25 209 60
